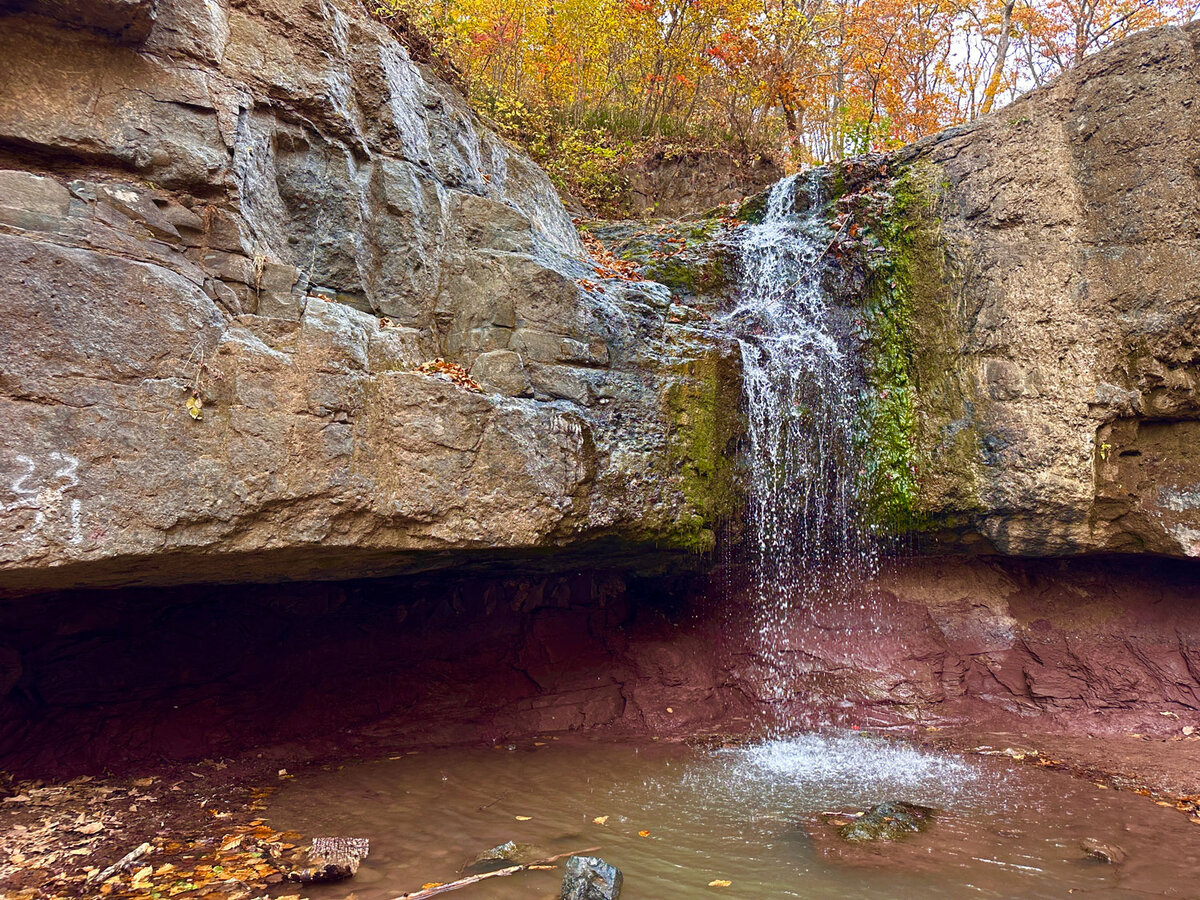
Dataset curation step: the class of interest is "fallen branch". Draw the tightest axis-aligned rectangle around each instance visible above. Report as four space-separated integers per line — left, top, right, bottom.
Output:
88 841 152 883
389 846 600 900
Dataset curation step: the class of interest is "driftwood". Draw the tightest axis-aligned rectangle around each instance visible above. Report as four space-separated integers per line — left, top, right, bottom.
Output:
88 841 153 883
389 846 600 900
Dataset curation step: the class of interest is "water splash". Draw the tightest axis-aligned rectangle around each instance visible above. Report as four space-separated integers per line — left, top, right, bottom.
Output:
689 733 987 814
725 172 880 727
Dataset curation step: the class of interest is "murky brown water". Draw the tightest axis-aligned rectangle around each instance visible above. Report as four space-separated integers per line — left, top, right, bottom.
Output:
267 733 1200 899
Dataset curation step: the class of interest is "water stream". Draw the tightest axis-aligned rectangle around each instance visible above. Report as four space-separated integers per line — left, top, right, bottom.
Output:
724 173 880 725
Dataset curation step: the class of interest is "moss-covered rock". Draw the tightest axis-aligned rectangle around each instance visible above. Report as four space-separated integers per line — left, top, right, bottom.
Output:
838 801 937 842
822 156 983 537
661 349 746 552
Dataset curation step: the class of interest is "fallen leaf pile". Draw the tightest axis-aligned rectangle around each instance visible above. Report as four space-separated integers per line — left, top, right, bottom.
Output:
578 229 644 282
1 766 317 900
413 358 483 393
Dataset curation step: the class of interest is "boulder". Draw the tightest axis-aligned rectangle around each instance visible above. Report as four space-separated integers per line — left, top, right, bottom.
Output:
561 855 623 900
462 840 548 874
1081 838 1127 865
843 24 1200 558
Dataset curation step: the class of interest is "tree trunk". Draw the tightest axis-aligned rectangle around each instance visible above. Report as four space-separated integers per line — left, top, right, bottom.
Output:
980 0 1016 115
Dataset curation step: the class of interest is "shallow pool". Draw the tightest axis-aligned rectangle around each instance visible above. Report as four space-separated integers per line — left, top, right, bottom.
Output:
267 732 1200 899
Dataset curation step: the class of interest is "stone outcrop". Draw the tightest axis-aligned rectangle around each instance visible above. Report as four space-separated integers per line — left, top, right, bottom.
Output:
0 0 743 595
871 24 1200 557
624 146 783 219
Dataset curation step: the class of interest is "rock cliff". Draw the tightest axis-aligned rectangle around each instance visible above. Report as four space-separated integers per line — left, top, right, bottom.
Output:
832 24 1200 558
0 0 743 595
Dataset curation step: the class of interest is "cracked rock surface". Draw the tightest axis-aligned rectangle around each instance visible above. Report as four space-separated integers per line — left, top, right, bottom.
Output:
0 0 742 594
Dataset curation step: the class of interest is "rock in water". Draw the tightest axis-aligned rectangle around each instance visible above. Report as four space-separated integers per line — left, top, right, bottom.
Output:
561 855 623 900
286 836 369 884
837 802 937 843
463 840 547 874
1081 838 1127 865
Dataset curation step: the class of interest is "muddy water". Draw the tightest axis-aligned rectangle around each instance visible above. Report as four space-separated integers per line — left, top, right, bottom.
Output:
268 733 1200 899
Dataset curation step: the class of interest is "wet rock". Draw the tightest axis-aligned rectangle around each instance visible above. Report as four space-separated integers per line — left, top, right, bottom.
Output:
1081 838 1127 865
837 802 937 843
561 855 623 900
285 836 370 884
463 840 546 874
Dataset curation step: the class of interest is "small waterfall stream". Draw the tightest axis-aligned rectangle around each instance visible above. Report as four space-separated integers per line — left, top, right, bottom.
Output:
725 173 881 726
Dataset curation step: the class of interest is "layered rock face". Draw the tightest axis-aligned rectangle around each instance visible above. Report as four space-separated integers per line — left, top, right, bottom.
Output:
885 24 1200 557
0 0 742 595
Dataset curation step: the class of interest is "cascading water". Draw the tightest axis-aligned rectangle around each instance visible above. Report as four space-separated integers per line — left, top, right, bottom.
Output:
725 172 881 727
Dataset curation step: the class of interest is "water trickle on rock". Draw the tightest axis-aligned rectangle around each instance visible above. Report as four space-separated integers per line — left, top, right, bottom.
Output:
726 172 881 727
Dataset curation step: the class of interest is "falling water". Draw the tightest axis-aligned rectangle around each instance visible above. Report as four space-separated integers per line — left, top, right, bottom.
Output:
725 172 880 725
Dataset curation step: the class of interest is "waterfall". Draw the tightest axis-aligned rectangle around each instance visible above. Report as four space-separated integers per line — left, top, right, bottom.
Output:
726 172 880 728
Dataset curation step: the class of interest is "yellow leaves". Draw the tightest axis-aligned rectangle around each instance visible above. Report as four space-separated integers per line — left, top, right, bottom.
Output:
514 815 533 821
422 883 446 889
186 393 203 420
219 832 245 851
638 829 651 837
592 815 609 825
414 358 483 392
708 879 732 887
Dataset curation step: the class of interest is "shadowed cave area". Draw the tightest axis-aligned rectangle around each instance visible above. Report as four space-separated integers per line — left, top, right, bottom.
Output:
4 554 1200 779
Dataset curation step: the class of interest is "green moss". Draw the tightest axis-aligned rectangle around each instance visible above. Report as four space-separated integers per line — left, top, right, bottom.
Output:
659 352 744 552
841 159 981 535
736 191 769 224
645 253 727 296
612 218 732 298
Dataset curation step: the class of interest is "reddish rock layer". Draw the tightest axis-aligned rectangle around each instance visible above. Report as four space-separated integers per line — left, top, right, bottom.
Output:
1 554 1198 777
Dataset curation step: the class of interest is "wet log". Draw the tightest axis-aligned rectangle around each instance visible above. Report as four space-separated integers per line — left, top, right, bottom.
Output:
390 846 599 899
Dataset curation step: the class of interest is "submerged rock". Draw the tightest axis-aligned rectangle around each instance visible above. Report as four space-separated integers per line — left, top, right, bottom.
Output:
463 840 547 874
837 802 937 843
1081 838 1127 865
561 855 623 900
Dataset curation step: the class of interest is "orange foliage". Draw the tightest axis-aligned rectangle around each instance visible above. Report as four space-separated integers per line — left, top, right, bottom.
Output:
376 0 1199 162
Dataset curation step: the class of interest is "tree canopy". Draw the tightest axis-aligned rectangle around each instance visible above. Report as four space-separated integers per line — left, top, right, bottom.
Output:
375 0 1198 205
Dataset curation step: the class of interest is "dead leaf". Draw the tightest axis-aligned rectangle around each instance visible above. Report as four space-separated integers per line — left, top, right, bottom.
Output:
514 815 532 821
638 830 651 837
592 816 609 825
709 879 732 887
